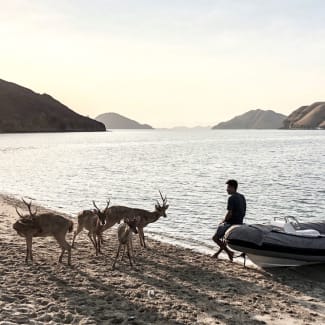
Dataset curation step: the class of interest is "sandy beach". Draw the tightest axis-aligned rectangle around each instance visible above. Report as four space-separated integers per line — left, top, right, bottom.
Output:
1 194 325 324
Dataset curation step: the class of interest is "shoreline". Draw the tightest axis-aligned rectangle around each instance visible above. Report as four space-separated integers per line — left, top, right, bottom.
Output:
0 192 228 260
1 194 325 324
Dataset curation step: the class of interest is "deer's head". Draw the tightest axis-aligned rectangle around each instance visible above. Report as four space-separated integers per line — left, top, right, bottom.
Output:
155 191 169 217
93 200 110 225
14 199 40 236
124 216 139 234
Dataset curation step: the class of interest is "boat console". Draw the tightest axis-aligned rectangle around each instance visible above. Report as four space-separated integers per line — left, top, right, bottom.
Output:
271 217 321 237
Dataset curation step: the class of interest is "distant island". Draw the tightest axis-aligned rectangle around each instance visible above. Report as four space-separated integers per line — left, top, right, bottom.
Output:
282 102 325 129
168 126 211 131
95 112 153 129
212 109 286 129
0 79 105 133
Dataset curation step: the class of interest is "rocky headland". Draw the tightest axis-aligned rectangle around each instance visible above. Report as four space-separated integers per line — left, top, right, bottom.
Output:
282 102 325 129
0 79 105 133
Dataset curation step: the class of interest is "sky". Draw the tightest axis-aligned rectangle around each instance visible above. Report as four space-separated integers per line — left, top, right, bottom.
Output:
1 0 325 128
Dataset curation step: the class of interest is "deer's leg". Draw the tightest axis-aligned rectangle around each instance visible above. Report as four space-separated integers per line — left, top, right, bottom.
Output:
25 236 33 263
112 244 122 270
99 231 104 244
129 238 135 264
138 227 146 248
97 233 102 254
71 225 83 248
130 237 134 257
87 232 97 250
138 228 143 247
91 233 99 256
120 245 126 261
126 242 133 267
55 234 72 265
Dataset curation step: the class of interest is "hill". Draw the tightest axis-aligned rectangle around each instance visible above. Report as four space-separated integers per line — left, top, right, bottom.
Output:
212 109 286 129
282 102 325 129
96 112 153 129
0 79 105 133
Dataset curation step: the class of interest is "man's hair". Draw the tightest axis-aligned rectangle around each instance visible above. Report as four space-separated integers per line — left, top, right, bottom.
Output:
226 179 238 190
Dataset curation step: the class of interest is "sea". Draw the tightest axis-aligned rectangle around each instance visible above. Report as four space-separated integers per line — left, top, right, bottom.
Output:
0 129 324 254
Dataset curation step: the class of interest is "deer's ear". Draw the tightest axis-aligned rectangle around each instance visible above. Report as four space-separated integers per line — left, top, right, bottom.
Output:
165 204 169 209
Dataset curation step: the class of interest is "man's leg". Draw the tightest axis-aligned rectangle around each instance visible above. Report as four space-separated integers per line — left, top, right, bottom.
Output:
212 232 223 258
213 237 233 261
212 224 234 261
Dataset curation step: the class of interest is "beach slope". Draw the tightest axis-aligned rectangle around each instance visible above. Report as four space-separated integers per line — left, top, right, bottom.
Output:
1 194 325 324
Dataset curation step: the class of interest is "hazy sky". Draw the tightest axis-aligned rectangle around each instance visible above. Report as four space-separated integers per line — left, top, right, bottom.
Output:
1 0 325 127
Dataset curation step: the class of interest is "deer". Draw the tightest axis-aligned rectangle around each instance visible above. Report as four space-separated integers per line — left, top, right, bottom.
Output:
95 191 169 249
13 199 73 265
93 202 136 245
71 200 109 255
132 191 169 248
112 217 139 270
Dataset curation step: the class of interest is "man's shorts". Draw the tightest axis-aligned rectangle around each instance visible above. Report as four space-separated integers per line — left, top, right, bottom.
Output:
213 223 233 240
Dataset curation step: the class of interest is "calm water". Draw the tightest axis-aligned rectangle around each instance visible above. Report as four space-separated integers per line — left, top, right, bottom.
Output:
0 130 324 254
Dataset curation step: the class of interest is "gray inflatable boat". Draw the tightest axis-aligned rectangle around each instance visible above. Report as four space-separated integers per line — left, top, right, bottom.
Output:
225 217 325 268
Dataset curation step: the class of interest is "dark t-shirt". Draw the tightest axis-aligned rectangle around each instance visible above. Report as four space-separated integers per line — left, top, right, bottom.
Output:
227 192 246 224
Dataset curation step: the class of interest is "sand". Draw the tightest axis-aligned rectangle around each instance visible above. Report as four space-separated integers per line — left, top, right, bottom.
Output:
1 194 325 324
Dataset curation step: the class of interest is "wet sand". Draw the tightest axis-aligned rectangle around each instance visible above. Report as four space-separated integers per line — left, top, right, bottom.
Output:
1 194 325 324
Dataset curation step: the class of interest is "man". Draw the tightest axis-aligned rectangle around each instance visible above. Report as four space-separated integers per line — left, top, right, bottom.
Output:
212 179 246 261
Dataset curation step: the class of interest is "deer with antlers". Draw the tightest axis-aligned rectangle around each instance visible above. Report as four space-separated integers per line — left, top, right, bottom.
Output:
94 191 169 249
132 191 169 248
94 202 136 245
112 216 139 270
71 200 110 255
13 199 73 265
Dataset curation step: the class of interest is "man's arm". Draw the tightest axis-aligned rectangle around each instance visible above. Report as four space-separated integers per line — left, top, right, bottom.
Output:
220 195 234 223
221 210 232 224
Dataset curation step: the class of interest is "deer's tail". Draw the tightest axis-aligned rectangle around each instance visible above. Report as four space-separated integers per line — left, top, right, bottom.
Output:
68 220 74 233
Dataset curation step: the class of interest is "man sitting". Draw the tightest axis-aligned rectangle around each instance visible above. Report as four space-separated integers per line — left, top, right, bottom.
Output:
212 179 246 261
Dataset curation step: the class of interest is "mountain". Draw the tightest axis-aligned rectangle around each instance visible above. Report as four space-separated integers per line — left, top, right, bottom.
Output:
282 102 325 129
96 112 153 129
0 79 105 133
212 109 286 129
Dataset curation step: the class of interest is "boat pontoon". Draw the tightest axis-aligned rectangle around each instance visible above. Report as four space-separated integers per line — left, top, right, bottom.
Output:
225 217 325 268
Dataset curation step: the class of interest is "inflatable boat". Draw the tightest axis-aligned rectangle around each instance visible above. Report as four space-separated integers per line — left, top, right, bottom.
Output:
224 217 325 268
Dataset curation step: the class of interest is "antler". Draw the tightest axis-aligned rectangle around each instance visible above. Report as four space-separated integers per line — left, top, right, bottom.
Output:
15 207 24 218
158 190 167 206
92 200 100 212
22 198 37 217
105 199 110 210
93 199 110 212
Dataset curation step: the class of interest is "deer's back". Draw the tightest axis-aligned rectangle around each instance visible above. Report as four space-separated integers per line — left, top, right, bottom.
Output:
77 210 98 229
117 223 131 244
105 206 136 226
132 208 159 228
33 213 72 237
107 206 135 217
